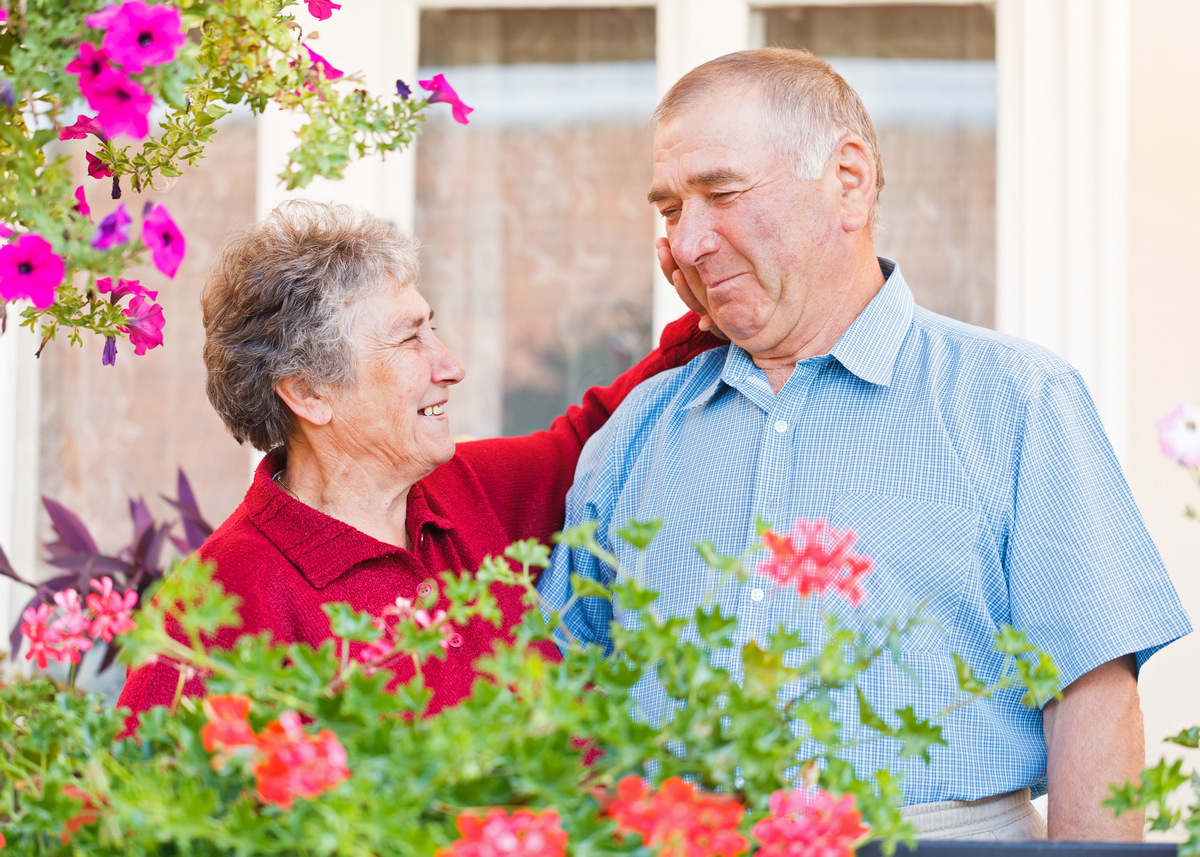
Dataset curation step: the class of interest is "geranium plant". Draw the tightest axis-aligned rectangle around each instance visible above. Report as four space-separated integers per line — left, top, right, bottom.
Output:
0 0 465 361
0 519 1059 854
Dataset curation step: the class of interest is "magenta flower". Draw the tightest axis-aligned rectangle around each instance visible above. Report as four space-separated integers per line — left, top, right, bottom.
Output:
59 113 106 142
0 224 12 238
65 43 110 97
1157 401 1200 467
94 1 187 74
91 202 132 249
142 203 185 277
97 276 156 302
88 68 153 139
20 604 65 670
87 576 138 642
306 0 341 20
0 233 64 309
120 294 165 355
86 151 112 179
85 4 124 28
103 336 118 366
74 186 92 220
303 44 343 80
0 10 8 26
419 74 473 125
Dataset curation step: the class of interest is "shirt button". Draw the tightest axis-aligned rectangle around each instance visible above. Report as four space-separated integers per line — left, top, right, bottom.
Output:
417 582 433 598
774 420 788 434
448 633 463 648
750 587 764 602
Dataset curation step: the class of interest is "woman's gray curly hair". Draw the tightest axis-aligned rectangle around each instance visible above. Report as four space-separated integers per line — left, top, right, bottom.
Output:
202 200 419 453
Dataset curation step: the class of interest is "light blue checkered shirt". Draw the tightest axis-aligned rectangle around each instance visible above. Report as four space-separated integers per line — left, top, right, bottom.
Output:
539 260 1192 805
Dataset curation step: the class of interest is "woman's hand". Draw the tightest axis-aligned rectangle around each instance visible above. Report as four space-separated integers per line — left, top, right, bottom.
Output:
656 237 728 340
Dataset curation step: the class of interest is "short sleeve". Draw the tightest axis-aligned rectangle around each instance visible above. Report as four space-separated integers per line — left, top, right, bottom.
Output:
1006 370 1192 688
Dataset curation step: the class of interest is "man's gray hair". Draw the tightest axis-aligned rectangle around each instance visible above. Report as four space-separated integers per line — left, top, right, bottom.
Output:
652 47 885 234
202 200 419 452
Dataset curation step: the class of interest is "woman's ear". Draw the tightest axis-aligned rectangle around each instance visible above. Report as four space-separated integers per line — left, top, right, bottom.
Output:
276 375 334 427
833 134 876 234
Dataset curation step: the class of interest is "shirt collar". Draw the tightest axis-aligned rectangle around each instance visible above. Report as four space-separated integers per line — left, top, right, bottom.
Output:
244 452 454 590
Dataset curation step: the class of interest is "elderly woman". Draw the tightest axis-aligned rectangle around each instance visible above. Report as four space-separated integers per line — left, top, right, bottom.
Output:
117 201 717 719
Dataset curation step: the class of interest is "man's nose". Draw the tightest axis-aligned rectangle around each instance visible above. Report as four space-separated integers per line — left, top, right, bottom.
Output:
669 202 721 267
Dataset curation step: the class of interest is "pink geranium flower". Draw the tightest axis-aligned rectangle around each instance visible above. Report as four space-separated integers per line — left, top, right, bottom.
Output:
87 576 138 642
440 809 569 857
91 202 132 249
20 604 65 670
303 44 343 80
142 203 185 277
306 0 342 20
758 519 874 607
86 151 112 179
0 233 64 309
60 114 106 142
97 276 156 302
121 294 165 355
419 73 473 125
74 186 92 220
751 789 868 857
88 68 153 139
1157 401 1200 467
93 1 186 73
65 43 110 97
51 589 94 663
253 711 349 809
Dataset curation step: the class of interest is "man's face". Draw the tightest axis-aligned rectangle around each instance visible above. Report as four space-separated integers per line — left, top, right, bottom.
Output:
649 92 845 359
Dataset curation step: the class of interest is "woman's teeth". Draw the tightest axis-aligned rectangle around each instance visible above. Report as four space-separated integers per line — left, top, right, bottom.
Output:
421 405 444 417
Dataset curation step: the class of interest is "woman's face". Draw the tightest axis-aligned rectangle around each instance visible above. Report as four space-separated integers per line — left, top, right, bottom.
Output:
326 279 465 485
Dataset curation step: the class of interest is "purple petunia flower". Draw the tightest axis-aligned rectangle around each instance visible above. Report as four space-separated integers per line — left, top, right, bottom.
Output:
65 43 110 97
303 44 343 80
419 73 473 125
88 68 153 139
59 114 106 142
0 233 65 309
74 186 92 221
92 1 187 74
91 203 132 249
102 336 118 366
305 0 341 20
142 204 186 278
396 79 411 100
120 294 165 355
86 151 112 179
97 276 157 302
0 79 13 111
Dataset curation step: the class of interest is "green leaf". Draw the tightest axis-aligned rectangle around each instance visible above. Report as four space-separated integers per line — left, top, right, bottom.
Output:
693 541 740 573
893 706 946 763
855 685 892 735
504 538 551 570
323 603 380 643
1168 726 1200 748
755 513 774 536
570 574 610 599
952 653 986 695
616 519 663 550
993 624 1034 656
693 605 737 648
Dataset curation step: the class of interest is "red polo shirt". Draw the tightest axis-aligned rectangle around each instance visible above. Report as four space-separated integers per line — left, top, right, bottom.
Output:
117 314 719 724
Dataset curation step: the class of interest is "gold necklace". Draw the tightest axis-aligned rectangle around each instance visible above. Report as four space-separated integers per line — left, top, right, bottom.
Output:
272 468 299 501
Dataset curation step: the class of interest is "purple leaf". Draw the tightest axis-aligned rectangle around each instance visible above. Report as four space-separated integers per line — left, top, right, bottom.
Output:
169 534 189 555
42 496 100 555
47 554 132 575
98 638 122 673
129 496 154 542
161 472 213 552
0 543 34 585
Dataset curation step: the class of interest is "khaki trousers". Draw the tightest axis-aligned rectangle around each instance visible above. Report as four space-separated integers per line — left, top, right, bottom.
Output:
901 788 1048 841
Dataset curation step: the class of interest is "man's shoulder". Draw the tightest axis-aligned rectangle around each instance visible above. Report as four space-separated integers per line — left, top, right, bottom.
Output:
612 345 730 423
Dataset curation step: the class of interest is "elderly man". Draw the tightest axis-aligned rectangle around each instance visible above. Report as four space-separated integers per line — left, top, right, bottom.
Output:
539 48 1191 841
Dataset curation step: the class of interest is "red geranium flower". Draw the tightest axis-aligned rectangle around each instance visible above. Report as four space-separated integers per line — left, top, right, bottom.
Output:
60 784 105 843
609 776 749 857
141 203 186 277
306 0 342 20
65 44 110 97
87 68 153 139
253 711 349 809
750 789 868 857
200 693 258 759
757 520 873 607
92 0 187 74
420 73 474 125
440 808 568 857
0 233 64 309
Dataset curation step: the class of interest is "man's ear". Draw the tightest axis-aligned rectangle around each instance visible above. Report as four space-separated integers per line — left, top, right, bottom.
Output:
832 135 876 234
276 375 334 427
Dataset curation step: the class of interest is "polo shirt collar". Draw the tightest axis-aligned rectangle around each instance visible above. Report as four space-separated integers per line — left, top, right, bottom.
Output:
243 452 454 590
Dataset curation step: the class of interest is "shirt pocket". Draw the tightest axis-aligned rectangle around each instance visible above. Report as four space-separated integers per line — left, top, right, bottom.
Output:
830 493 978 655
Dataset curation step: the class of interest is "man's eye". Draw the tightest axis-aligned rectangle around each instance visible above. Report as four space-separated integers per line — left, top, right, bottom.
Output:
660 207 679 219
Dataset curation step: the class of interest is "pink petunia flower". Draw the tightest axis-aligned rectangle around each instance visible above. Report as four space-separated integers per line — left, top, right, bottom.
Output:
87 576 138 642
120 293 165 355
74 186 92 220
86 151 112 179
91 202 132 249
302 44 343 80
1157 401 1200 467
306 0 342 20
87 68 153 139
93 1 187 73
142 203 185 277
97 276 156 302
419 73 473 125
65 43 111 97
59 113 106 142
85 4 124 29
0 233 64 309
20 604 65 670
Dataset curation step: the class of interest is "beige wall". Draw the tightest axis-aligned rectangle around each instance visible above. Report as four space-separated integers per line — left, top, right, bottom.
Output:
1126 0 1200 765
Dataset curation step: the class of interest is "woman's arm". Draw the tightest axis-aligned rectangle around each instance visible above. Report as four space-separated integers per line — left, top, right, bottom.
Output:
457 312 723 544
